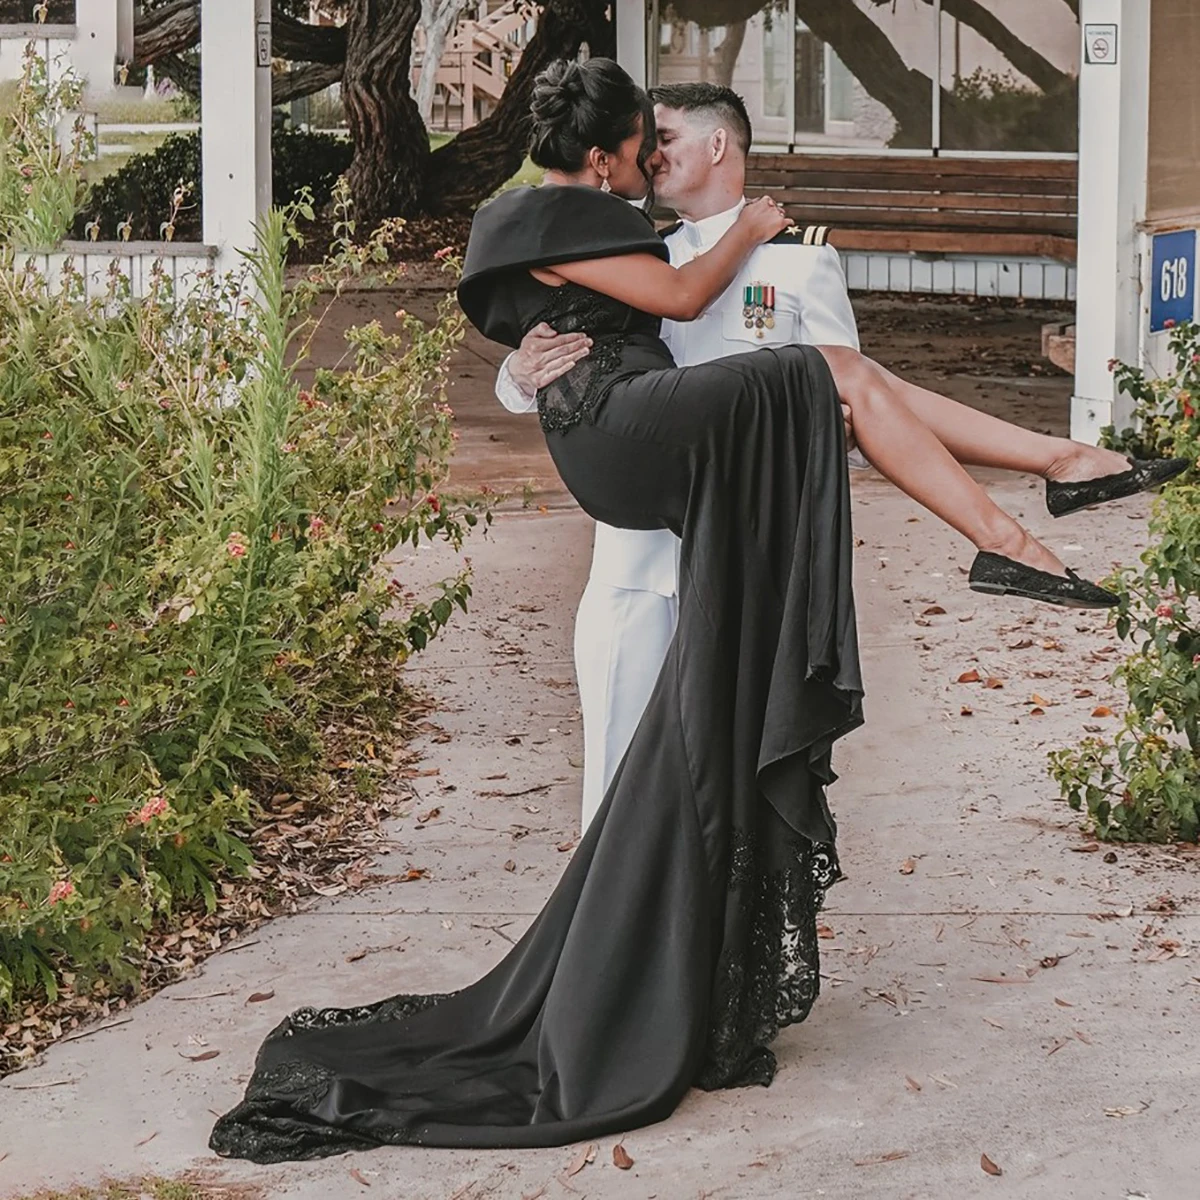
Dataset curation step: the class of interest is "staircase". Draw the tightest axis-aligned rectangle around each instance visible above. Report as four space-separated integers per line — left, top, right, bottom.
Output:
412 1 536 130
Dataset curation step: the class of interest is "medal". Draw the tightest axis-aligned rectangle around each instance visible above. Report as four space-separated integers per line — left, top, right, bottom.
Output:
745 281 776 338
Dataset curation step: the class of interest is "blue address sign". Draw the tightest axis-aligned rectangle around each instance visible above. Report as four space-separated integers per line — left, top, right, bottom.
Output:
1150 229 1196 333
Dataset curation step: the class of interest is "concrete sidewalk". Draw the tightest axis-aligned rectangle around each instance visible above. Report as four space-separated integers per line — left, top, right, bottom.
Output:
3 478 1198 1200
3 294 1198 1199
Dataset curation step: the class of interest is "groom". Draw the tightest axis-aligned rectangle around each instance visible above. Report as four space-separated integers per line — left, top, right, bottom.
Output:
494 82 861 829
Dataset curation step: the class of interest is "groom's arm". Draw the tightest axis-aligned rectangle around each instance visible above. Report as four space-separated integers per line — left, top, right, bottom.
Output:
494 324 592 412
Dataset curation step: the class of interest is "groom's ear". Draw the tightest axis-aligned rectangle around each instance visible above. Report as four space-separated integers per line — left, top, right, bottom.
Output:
710 127 729 165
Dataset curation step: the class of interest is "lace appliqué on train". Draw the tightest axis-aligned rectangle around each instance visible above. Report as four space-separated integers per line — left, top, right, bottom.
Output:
209 990 456 1160
531 282 633 434
697 821 840 1091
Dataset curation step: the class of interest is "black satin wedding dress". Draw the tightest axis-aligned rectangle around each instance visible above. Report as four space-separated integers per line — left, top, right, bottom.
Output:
210 184 864 1161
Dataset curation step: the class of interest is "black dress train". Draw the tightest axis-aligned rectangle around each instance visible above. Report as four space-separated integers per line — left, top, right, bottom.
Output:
209 185 864 1160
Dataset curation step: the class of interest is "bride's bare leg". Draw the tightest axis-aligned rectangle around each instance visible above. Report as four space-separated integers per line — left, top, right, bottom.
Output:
872 368 1130 480
819 347 1067 576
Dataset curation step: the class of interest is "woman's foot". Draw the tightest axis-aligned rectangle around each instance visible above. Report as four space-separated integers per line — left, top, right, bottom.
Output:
1045 453 1192 518
980 528 1067 577
1043 441 1133 485
968 551 1119 610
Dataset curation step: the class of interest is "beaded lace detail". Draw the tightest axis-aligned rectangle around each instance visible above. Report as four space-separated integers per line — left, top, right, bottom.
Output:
531 282 656 434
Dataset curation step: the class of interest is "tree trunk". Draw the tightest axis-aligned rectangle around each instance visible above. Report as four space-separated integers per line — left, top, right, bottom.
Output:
712 21 748 89
342 0 430 224
420 0 612 214
414 0 469 125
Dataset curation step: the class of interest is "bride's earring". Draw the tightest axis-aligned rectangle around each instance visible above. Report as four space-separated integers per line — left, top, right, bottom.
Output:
600 177 612 193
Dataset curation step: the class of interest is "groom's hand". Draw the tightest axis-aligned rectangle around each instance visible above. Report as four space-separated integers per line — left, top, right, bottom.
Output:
510 323 591 395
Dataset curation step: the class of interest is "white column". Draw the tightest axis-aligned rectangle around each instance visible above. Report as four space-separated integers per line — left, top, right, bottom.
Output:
1071 0 1152 443
116 0 134 66
73 0 120 98
201 0 273 270
616 0 648 89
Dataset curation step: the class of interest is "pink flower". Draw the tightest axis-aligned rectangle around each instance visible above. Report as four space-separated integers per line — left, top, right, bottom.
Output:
1192 354 1200 364
227 533 247 557
1194 653 1200 665
1165 319 1177 329
281 442 297 454
133 796 168 824
434 246 455 261
1156 603 1174 618
1106 358 1119 372
371 522 385 533
307 516 326 539
47 880 74 906
426 493 441 514
395 309 407 320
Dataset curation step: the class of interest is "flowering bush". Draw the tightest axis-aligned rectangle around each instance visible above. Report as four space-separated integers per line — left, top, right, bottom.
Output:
0 62 481 1009
1049 322 1200 840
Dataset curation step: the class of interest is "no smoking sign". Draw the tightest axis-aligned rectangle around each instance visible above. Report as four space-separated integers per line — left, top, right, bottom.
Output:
1084 23 1118 65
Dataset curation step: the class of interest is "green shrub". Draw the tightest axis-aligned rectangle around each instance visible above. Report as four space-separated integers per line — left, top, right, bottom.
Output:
0 66 481 1012
1049 322 1200 841
73 128 353 242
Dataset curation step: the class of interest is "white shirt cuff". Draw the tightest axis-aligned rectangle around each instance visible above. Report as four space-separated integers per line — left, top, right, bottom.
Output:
496 353 538 414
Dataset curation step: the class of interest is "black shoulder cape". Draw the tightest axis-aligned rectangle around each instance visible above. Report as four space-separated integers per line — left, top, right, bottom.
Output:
457 185 669 347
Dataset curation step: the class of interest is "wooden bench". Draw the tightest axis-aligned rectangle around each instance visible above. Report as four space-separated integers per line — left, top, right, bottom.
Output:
745 154 1078 261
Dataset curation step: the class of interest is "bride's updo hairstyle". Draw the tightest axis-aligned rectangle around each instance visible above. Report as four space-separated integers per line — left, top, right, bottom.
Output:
529 58 657 180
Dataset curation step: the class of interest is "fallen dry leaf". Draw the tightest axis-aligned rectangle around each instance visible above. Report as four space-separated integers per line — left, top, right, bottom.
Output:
416 807 441 824
246 990 275 1004
1008 637 1034 650
982 1016 1005 1029
556 840 577 853
612 1143 634 1170
972 975 1030 985
1031 693 1056 707
922 605 947 617
1074 688 1095 698
1070 843 1101 853
503 859 516 872
134 1130 158 1147
957 668 982 684
817 923 836 939
1030 706 1046 716
981 1153 1003 1176
899 858 916 875
1104 1102 1149 1118
179 1049 220 1062
1054 997 1074 1007
350 1167 372 1187
400 867 428 882
905 1075 922 1092
961 705 974 717
1092 706 1114 718
564 1143 597 1177
984 677 1004 689
854 1150 910 1167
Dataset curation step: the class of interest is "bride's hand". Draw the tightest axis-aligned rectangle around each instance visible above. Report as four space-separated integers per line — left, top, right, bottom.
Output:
735 196 792 245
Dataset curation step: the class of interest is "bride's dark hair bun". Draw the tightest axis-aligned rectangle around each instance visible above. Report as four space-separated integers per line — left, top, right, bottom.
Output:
529 58 654 174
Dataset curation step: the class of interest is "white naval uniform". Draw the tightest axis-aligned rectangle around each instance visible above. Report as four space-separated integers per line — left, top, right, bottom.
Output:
495 199 860 830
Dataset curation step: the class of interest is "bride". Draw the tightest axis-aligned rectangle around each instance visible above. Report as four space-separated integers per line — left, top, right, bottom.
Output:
210 58 1186 1162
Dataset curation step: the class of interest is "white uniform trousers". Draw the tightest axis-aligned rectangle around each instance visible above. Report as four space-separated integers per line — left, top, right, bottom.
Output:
573 579 679 831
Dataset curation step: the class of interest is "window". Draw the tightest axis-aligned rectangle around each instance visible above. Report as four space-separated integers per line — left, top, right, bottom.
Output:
647 0 1079 156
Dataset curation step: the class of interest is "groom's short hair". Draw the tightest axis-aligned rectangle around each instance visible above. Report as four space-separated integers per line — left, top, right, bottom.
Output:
649 83 753 156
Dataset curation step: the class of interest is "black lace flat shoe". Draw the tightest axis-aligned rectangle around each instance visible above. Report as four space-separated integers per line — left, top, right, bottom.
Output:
1046 457 1191 518
968 551 1119 609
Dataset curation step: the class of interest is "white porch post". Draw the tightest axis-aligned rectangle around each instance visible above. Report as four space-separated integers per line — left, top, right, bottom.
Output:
1070 0 1152 443
616 0 648 89
73 0 121 97
201 0 273 275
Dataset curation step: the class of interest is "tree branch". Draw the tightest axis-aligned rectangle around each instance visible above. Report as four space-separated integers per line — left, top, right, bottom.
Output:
274 62 344 104
133 1 346 69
